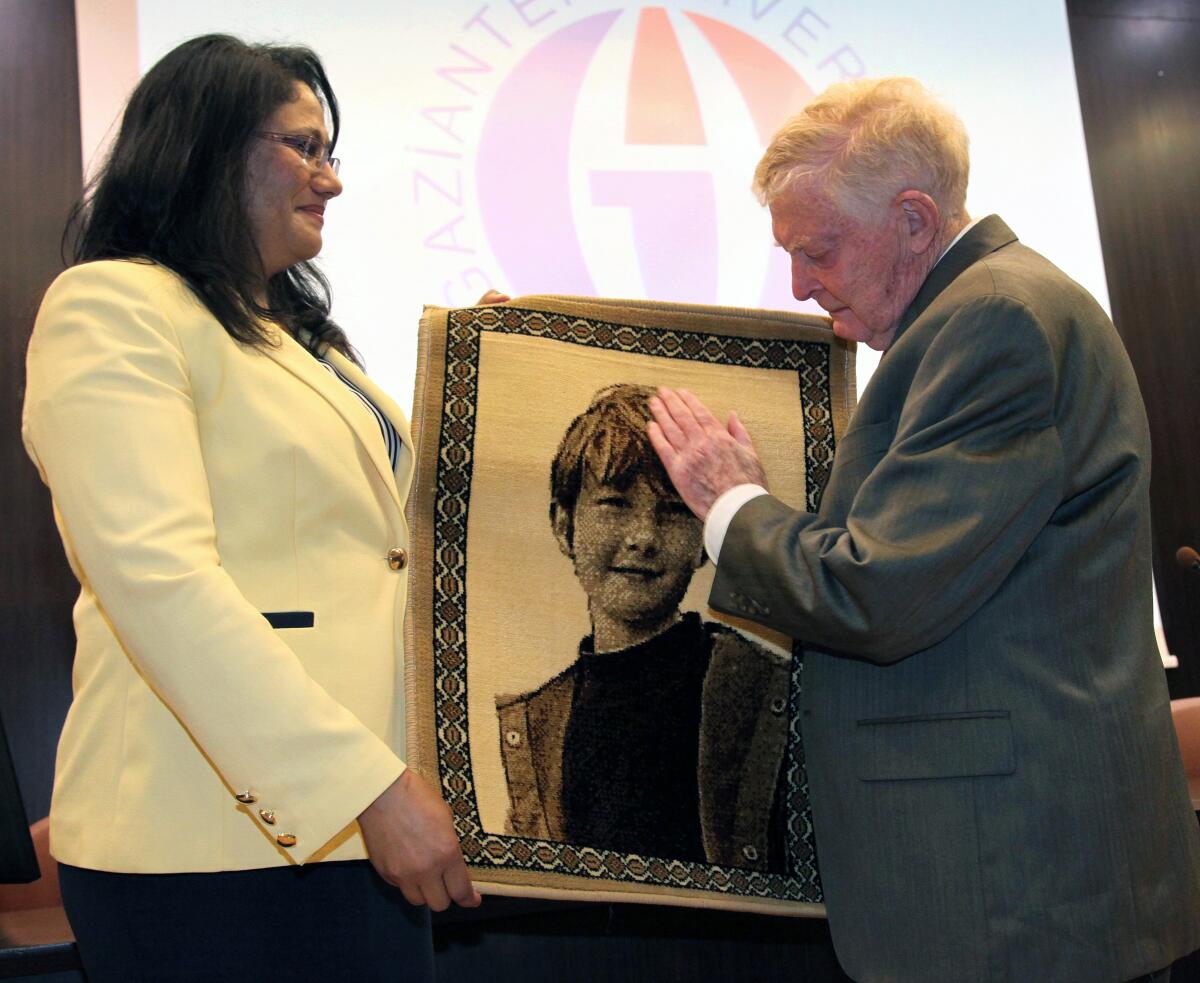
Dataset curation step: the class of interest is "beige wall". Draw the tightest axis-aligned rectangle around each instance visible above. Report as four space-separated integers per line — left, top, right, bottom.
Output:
74 0 138 180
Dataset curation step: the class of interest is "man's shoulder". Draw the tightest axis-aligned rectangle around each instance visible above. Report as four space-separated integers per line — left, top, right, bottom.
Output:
938 221 1105 327
883 228 1106 381
980 242 1092 303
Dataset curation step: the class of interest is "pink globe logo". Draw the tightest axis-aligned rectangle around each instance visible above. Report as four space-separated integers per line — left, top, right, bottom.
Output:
475 8 815 308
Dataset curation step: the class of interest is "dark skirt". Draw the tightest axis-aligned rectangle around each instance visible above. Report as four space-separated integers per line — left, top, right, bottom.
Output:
59 859 433 982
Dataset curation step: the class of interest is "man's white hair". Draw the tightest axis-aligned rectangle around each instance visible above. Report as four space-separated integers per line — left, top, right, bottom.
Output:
753 77 969 224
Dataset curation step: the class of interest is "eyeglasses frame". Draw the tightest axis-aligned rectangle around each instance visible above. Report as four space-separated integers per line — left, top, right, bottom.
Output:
256 131 341 175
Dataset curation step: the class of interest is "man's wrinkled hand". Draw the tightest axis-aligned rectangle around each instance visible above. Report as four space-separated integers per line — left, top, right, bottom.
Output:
647 387 767 519
358 768 482 911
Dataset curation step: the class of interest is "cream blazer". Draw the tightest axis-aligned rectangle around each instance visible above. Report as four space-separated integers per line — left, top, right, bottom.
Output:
23 259 414 873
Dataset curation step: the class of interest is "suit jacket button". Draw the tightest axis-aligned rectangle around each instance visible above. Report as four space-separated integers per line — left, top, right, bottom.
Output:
276 833 298 848
235 790 257 804
769 697 786 715
387 548 408 570
741 844 759 862
259 810 277 825
504 729 523 748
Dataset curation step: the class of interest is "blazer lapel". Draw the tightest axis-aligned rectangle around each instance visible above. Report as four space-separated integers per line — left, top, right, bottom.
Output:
260 328 405 512
890 214 1019 348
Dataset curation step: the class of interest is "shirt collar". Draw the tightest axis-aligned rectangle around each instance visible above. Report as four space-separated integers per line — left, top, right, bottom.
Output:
933 216 983 269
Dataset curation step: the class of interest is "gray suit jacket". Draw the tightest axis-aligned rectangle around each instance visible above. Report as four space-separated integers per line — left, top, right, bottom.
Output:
712 216 1200 982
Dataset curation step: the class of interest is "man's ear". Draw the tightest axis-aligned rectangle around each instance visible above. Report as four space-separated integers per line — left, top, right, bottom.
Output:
895 190 940 255
551 503 574 559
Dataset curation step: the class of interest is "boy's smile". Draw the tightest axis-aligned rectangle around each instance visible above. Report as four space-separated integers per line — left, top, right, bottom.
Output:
609 562 664 577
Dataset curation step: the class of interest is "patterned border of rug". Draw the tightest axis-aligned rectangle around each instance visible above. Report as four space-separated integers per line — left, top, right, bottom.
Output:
406 295 854 916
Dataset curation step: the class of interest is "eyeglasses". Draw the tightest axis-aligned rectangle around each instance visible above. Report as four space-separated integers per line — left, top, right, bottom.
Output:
256 131 341 175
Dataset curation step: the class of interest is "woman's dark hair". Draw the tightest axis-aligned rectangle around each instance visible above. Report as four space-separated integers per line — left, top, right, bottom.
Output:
68 34 354 359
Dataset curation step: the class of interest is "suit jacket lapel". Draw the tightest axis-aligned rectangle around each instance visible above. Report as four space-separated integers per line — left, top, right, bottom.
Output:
890 214 1018 349
260 328 406 512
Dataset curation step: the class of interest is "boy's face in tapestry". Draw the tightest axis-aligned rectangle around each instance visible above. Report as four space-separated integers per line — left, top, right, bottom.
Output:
555 470 705 630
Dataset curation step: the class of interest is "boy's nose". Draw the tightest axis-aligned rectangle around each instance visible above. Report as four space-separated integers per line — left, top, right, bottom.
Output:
622 510 659 550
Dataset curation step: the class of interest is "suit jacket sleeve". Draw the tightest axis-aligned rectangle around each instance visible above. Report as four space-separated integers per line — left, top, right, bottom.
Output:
711 293 1066 663
22 264 404 861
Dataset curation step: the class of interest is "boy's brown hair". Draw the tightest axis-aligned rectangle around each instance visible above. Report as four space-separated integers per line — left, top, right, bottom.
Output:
550 384 684 548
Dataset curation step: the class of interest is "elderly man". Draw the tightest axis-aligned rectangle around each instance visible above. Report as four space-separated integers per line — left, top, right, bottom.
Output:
648 78 1200 983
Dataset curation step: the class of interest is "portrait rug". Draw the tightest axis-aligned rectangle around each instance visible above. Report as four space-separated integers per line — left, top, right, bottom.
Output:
405 295 855 916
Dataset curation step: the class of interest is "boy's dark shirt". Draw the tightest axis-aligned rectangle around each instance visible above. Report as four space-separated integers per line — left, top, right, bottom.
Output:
561 612 710 861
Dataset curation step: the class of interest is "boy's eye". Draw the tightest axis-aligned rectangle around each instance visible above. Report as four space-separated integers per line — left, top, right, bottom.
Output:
596 494 628 508
659 499 691 517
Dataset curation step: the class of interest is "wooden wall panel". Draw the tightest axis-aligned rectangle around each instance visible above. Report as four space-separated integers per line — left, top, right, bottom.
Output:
0 0 83 823
1067 0 1200 699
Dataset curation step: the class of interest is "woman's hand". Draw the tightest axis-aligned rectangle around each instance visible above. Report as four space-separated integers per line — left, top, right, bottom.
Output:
358 769 482 911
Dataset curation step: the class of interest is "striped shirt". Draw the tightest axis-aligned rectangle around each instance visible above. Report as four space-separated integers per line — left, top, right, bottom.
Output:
317 356 402 473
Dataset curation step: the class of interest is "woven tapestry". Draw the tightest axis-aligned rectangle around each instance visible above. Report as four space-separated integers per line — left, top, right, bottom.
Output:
406 296 855 916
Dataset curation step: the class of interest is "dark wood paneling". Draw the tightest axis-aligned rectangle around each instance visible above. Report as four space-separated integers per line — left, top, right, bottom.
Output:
1068 0 1200 698
0 0 83 823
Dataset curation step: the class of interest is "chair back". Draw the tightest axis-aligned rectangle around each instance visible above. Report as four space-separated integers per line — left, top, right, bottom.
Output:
0 711 37 883
1171 697 1200 811
0 818 58 911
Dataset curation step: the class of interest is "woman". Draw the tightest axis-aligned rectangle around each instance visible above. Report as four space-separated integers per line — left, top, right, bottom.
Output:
22 34 477 981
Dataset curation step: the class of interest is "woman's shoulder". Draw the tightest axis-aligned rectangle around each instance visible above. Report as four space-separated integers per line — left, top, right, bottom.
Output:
46 258 185 300
32 259 220 364
39 259 214 332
